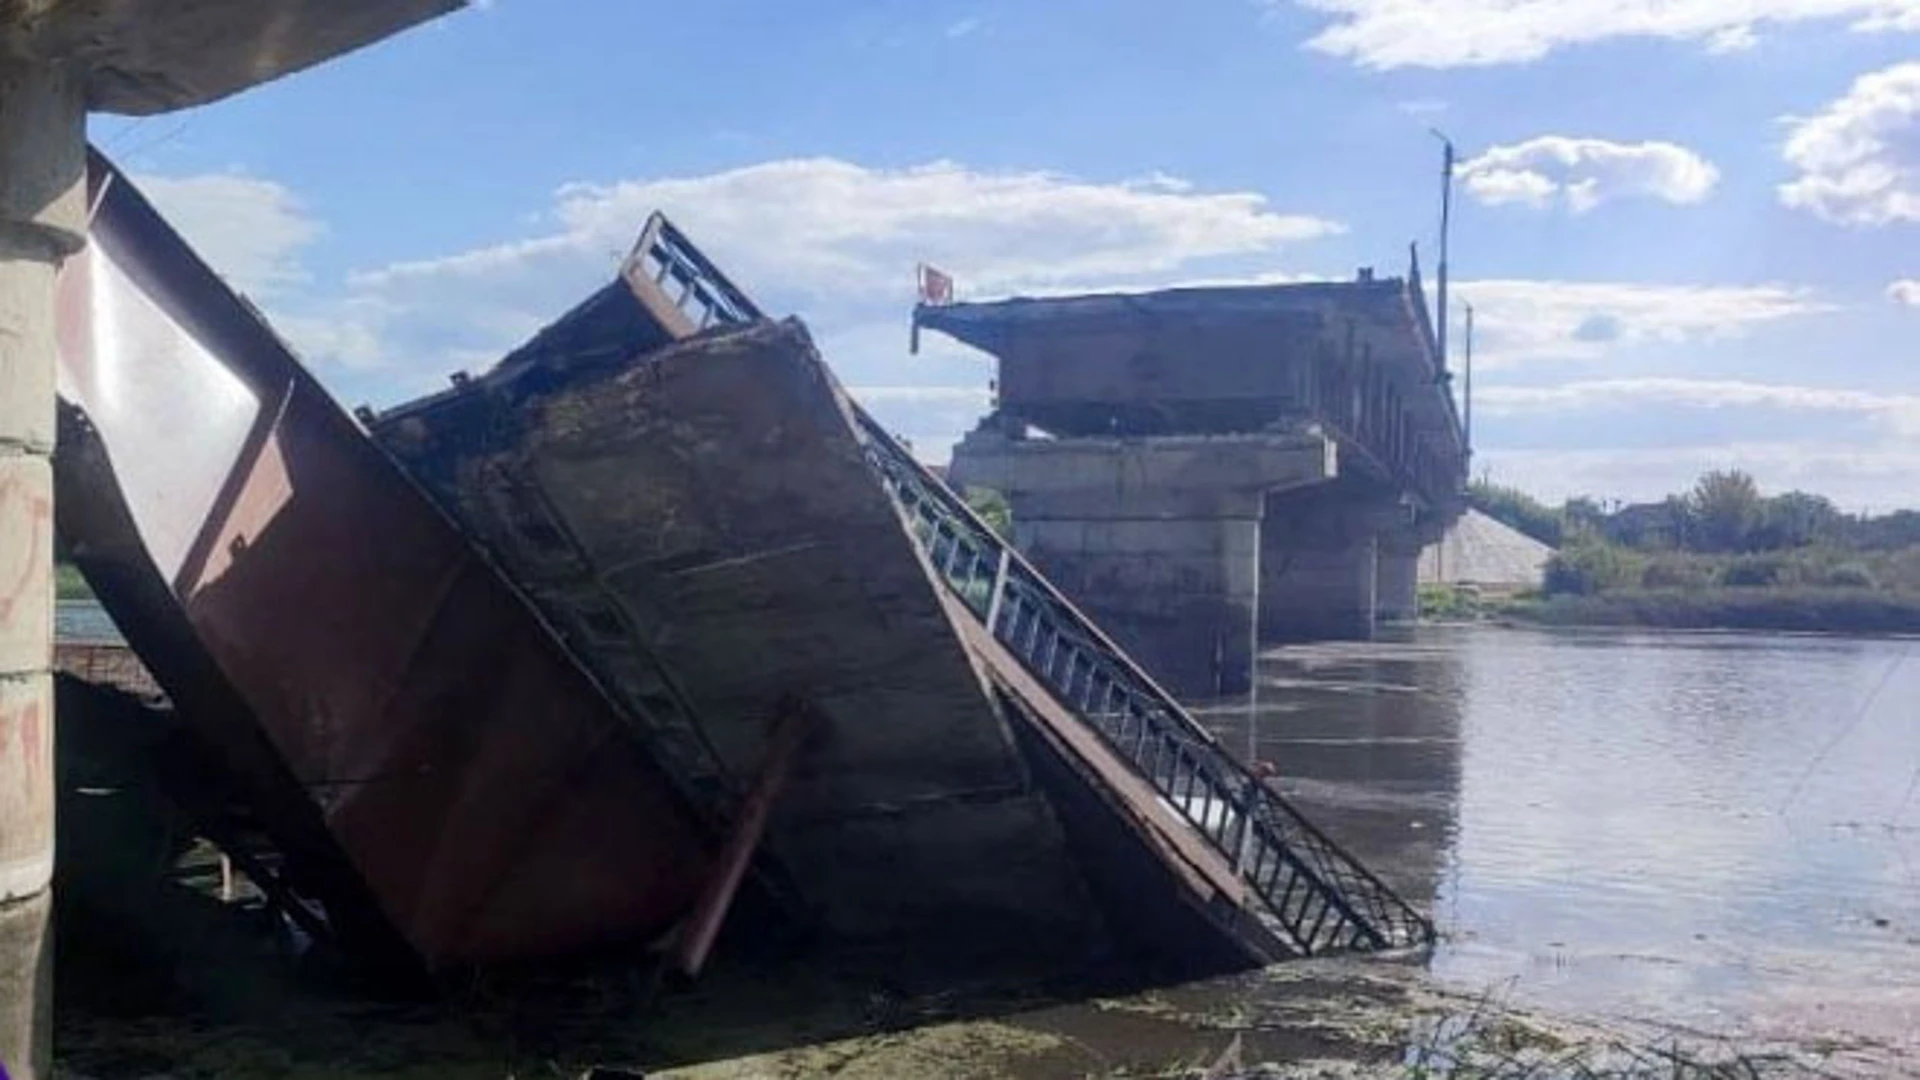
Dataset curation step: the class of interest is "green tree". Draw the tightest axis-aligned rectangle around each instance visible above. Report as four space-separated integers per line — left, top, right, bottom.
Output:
1468 480 1563 547
1562 496 1606 539
1542 539 1640 595
1751 490 1840 550
1687 469 1763 553
963 486 1013 539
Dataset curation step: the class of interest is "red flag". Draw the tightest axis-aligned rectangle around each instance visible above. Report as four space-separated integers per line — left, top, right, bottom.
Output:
917 263 954 306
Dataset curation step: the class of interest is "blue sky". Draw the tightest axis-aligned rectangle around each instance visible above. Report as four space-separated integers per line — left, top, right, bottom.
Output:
93 0 1920 509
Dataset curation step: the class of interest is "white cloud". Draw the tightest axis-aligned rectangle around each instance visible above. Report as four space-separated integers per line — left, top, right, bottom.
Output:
519 158 1340 298
1477 377 1920 434
1890 278 1920 304
1474 375 1920 511
1705 23 1761 52
1455 280 1830 369
1479 442 1920 513
134 172 321 297
1780 62 1920 226
945 16 982 38
1458 137 1719 213
1288 0 1920 69
297 157 1342 386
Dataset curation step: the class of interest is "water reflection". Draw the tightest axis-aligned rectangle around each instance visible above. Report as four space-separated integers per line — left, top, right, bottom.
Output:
1216 625 1920 1048
1196 629 1464 915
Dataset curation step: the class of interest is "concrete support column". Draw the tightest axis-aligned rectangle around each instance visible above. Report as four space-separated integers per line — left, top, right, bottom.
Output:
1260 529 1377 641
1258 486 1412 643
951 429 1333 701
1375 534 1423 623
1020 514 1262 699
1 55 86 1080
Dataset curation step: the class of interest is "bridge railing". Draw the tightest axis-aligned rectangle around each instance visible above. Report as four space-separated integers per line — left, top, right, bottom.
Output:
1296 329 1464 511
855 412 1435 955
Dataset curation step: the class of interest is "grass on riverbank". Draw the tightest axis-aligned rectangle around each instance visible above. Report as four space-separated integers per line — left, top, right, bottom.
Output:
1417 540 1920 635
1500 587 1920 634
1420 581 1920 635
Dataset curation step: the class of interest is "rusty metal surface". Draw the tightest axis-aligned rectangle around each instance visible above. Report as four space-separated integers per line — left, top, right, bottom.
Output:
671 697 818 980
51 153 714 968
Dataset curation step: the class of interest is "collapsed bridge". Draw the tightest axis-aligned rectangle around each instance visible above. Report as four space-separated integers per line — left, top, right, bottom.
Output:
52 154 1432 987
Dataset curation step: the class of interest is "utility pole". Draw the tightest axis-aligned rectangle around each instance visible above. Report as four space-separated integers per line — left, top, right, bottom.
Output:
1429 129 1454 377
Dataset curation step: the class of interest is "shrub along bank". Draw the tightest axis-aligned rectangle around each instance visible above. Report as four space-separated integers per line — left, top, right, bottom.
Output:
1456 470 1920 635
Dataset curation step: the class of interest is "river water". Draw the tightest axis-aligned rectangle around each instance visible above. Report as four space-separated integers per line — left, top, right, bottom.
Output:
1196 625 1920 1053
48 603 1920 1072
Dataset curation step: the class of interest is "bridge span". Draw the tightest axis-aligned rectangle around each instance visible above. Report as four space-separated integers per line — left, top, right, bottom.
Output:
919 258 1470 698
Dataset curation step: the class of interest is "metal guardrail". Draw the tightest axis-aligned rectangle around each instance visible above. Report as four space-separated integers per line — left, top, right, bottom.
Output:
621 208 1432 955
627 213 765 334
855 415 1435 956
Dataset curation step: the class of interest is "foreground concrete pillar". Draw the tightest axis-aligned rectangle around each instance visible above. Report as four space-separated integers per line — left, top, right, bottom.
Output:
0 56 85 1080
952 429 1332 699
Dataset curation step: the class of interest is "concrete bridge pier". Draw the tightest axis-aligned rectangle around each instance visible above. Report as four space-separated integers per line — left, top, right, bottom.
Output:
951 429 1333 699
1374 528 1428 623
1259 489 1409 643
0 57 84 1077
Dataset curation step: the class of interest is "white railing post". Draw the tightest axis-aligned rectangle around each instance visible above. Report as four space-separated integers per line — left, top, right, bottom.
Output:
1235 779 1258 878
983 547 1012 633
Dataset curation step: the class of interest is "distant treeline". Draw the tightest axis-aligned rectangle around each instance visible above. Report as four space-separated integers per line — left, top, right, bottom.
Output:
1464 472 1920 631
1471 472 1920 556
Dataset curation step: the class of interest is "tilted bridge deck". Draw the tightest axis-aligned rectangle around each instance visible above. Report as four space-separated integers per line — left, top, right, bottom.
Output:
531 213 1436 958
